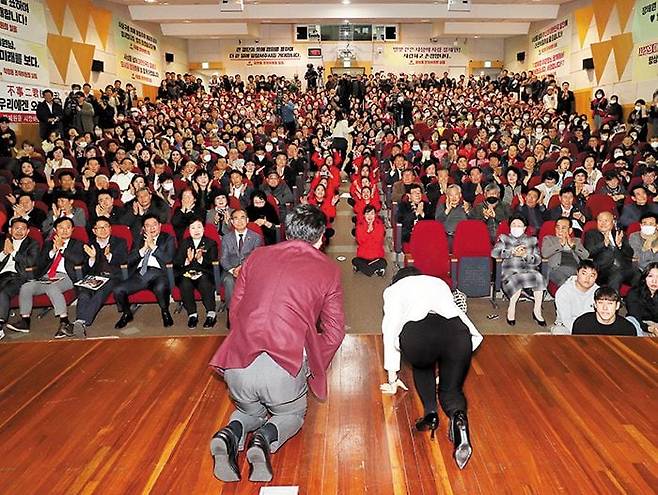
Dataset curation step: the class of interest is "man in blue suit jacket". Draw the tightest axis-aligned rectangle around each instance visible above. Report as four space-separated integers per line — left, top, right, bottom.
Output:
221 209 262 307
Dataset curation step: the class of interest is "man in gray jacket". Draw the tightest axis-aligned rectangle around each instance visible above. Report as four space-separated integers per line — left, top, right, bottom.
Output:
541 217 589 286
552 259 599 335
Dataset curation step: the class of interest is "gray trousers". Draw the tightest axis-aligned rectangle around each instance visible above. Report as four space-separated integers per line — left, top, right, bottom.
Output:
223 352 309 453
221 272 236 304
19 274 74 317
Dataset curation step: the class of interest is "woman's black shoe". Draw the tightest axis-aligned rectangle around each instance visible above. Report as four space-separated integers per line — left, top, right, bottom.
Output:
532 313 547 327
506 317 516 326
415 412 439 440
449 411 472 470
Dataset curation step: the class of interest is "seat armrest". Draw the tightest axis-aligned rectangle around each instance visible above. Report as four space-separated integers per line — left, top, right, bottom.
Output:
212 261 221 293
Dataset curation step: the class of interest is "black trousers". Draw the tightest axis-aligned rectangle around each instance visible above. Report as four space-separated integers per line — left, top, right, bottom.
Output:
0 273 24 321
399 313 472 417
597 264 640 291
177 274 215 315
113 268 170 313
351 257 387 276
332 137 348 161
75 278 119 325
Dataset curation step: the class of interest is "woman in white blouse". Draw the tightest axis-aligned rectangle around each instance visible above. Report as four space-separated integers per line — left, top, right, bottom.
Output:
380 267 483 469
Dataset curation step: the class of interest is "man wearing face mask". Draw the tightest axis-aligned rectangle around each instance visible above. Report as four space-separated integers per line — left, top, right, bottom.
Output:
629 213 658 270
471 183 511 241
619 186 658 229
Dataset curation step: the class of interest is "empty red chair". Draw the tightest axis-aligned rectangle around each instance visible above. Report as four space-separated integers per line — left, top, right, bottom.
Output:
405 220 452 287
582 220 599 235
626 222 641 235
586 194 617 218
451 220 492 297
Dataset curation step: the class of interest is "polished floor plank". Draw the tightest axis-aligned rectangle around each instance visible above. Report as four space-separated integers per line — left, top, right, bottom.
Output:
0 335 655 494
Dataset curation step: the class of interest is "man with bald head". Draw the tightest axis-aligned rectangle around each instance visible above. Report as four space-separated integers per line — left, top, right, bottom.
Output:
583 211 640 290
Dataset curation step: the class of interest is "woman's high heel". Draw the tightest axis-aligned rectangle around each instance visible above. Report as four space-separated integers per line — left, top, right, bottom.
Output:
449 410 472 469
506 317 516 326
415 412 439 440
532 312 547 327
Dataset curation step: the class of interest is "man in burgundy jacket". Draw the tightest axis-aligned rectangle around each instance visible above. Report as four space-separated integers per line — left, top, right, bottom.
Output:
209 204 345 483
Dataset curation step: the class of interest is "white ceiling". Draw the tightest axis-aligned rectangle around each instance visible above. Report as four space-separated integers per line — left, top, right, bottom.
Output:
115 0 566 39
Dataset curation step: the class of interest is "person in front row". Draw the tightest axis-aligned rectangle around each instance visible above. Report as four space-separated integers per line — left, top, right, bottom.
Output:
551 259 599 335
629 213 658 270
380 267 483 470
352 205 387 277
220 209 262 310
0 218 40 339
583 211 640 290
113 214 175 329
71 217 129 338
541 217 590 286
209 205 345 483
174 218 219 329
625 262 658 337
8 217 85 338
572 286 636 336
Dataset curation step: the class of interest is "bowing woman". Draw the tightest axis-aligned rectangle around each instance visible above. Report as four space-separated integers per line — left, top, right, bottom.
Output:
380 267 483 469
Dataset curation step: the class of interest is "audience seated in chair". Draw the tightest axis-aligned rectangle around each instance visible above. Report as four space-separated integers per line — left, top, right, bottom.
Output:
471 183 511 241
352 205 387 277
572 287 636 336
629 213 658 270
541 217 590 286
551 259 599 335
624 262 658 337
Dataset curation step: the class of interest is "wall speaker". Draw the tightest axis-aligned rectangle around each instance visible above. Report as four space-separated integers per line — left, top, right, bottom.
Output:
165 52 174 63
516 51 525 62
91 59 104 72
296 26 308 41
582 58 594 70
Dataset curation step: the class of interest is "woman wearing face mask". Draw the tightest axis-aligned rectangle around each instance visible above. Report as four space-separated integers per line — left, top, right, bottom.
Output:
491 214 546 326
591 89 608 130
628 99 649 142
604 95 623 126
625 262 658 337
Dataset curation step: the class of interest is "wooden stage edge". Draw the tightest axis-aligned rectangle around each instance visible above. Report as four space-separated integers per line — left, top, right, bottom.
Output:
0 335 656 495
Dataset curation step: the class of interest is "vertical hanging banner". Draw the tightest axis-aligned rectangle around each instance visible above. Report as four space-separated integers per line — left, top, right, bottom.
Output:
529 16 572 77
632 0 657 43
0 0 50 84
115 19 162 85
633 39 658 81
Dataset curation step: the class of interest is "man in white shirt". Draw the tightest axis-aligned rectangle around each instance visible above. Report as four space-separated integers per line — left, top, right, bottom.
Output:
0 218 40 339
110 157 137 204
380 267 483 470
551 259 599 334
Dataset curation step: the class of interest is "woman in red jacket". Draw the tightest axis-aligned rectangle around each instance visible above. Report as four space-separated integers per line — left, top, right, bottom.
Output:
352 205 387 276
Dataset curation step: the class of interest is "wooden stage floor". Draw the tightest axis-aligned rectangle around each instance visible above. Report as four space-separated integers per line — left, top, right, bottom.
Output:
0 334 656 494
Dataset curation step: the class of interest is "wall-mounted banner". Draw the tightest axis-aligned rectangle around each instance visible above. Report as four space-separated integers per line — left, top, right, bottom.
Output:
0 81 61 123
529 16 572 77
633 0 658 43
226 45 304 66
633 39 658 80
115 20 161 85
382 43 469 68
0 0 47 44
0 35 49 84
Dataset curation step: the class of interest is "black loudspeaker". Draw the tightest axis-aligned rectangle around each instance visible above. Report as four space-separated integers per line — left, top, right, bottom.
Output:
516 51 525 62
91 59 104 72
296 26 308 40
582 58 594 70
165 52 174 63
385 26 397 40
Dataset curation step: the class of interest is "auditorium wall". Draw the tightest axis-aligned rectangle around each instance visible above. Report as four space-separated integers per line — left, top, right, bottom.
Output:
503 0 656 106
187 24 505 80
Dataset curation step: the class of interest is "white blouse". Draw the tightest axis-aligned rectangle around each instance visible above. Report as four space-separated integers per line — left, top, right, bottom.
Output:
382 275 483 380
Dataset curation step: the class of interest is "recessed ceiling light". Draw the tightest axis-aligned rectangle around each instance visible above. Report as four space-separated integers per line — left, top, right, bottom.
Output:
144 0 157 3
344 19 350 23
421 19 430 22
342 0 351 4
474 35 479 38
183 20 191 23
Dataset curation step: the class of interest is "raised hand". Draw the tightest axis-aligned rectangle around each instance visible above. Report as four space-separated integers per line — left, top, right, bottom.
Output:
83 244 97 259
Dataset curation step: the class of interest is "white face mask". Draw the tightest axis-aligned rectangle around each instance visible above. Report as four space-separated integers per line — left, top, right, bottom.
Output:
202 154 211 162
265 145 273 152
439 143 447 150
641 225 656 237
162 182 174 191
510 226 525 238
422 150 431 159
651 142 658 149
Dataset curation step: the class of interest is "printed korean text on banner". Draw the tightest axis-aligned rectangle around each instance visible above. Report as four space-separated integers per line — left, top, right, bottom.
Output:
226 45 304 67
0 0 47 43
529 16 572 77
0 35 49 84
115 19 161 85
382 43 469 68
0 82 62 123
633 0 658 43
633 38 658 81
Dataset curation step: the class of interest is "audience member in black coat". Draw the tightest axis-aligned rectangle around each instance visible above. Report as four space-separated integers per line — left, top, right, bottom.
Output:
246 191 280 245
397 184 430 243
624 262 658 336
35 90 63 140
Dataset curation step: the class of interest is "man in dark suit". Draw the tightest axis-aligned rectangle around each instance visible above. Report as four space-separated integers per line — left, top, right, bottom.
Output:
583 211 640 290
10 193 47 229
397 184 430 244
556 81 575 115
209 205 345 483
220 209 262 307
546 187 588 233
72 217 129 337
113 214 175 329
0 218 40 338
7 217 85 338
174 217 219 329
35 89 63 140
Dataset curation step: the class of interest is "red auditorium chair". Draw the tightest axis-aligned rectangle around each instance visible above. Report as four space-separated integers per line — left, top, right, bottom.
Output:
451 220 492 298
404 220 452 287
582 220 599 235
586 194 617 218
626 222 641 235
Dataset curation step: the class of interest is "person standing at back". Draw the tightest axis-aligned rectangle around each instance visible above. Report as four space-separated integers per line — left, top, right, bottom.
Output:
209 204 345 483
